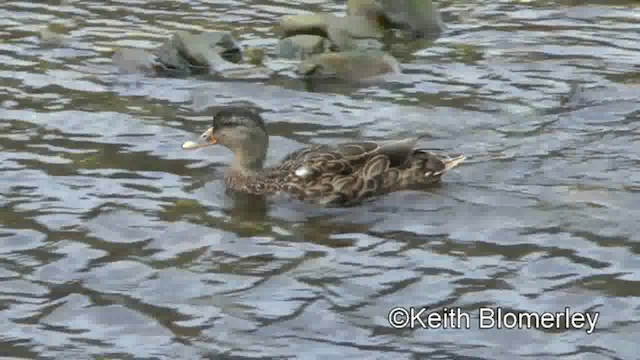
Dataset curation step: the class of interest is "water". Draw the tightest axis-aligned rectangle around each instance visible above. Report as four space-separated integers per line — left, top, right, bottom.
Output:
1 0 640 359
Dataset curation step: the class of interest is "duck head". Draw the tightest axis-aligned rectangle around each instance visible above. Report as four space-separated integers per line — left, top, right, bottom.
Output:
182 106 269 175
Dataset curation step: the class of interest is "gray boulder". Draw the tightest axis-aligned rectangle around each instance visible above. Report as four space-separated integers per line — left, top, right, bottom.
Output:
112 48 159 74
154 31 242 75
276 35 330 60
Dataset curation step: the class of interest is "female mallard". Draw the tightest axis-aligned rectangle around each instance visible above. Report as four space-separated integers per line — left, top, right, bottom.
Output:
182 106 464 205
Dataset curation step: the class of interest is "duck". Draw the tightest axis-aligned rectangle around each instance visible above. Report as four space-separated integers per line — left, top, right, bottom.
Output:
182 106 464 206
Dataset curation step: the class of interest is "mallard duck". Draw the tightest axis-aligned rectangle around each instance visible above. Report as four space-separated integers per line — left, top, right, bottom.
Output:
182 106 464 205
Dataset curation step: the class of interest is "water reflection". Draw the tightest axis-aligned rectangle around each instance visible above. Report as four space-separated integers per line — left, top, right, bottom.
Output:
226 191 269 224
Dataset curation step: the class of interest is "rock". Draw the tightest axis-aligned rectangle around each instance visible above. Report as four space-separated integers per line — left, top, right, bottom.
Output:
275 35 330 60
297 50 400 81
111 48 158 74
348 0 385 17
348 0 444 36
278 12 385 51
154 38 192 76
278 14 332 38
347 0 394 30
378 0 444 36
325 15 384 51
244 47 265 65
174 31 241 65
154 31 242 75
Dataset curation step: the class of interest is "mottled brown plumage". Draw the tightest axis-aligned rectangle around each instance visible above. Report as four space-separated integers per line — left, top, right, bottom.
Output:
182 106 465 206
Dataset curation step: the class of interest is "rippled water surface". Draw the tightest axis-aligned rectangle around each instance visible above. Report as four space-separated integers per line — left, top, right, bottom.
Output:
2 0 640 359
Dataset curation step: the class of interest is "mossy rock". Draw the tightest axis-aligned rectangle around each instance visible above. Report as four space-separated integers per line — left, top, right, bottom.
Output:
298 50 401 80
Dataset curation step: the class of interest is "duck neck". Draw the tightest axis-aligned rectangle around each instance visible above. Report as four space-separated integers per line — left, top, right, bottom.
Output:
230 158 262 177
225 161 263 192
231 135 267 173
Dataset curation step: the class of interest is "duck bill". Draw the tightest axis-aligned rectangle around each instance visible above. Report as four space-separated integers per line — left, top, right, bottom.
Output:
182 127 217 150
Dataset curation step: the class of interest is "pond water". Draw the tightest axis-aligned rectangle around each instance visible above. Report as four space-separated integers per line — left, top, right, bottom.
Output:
1 0 640 359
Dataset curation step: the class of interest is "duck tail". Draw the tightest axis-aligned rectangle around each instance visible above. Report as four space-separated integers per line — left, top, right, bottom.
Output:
430 154 465 176
442 154 465 171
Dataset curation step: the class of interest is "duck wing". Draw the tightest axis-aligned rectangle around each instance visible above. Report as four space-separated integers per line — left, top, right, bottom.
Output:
276 137 418 171
265 138 420 204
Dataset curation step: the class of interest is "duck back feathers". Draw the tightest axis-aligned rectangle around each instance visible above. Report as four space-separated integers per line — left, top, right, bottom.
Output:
224 137 464 206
